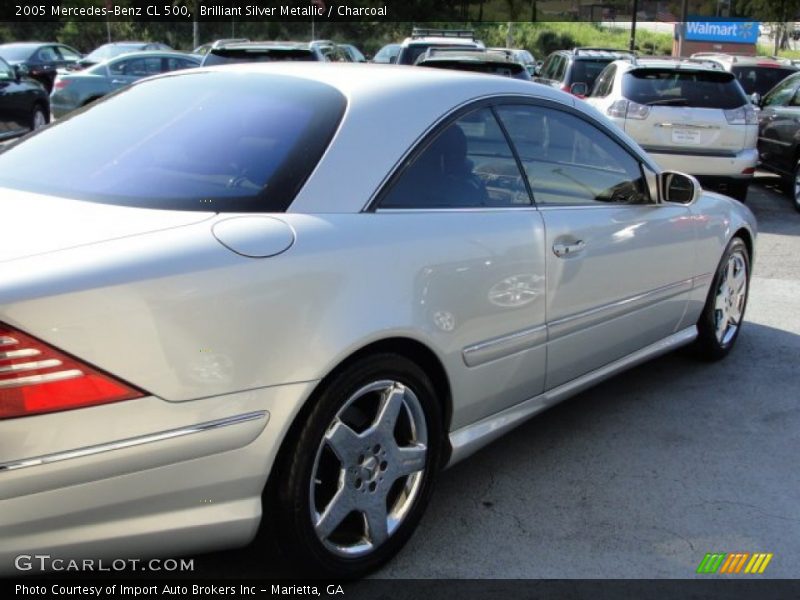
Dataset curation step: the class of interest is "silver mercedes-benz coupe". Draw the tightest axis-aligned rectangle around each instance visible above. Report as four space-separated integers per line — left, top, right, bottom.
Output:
0 63 755 577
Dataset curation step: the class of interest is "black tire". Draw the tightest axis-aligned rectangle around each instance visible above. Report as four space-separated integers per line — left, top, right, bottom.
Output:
790 160 800 213
274 353 443 577
692 237 751 361
727 180 749 203
29 104 48 131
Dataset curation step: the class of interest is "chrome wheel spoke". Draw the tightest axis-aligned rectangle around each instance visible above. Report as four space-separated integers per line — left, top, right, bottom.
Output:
393 444 427 478
325 419 362 463
363 499 390 547
732 268 747 295
374 383 405 433
315 486 354 539
715 307 729 341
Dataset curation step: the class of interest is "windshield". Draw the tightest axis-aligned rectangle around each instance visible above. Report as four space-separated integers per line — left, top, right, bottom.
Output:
0 45 36 61
203 48 316 66
570 59 616 88
0 72 346 212
373 44 399 63
623 68 747 108
731 65 797 96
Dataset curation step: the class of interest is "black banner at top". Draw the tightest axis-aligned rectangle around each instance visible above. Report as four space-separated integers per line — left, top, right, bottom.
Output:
1 0 784 23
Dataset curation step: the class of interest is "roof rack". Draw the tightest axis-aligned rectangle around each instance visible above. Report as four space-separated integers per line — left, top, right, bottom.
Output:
632 55 724 69
411 28 475 40
573 47 633 55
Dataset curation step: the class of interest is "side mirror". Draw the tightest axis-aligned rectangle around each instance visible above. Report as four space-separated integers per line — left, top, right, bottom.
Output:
660 171 700 205
569 82 588 97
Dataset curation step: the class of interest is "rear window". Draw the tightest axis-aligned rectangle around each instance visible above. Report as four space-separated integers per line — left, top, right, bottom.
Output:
398 42 479 65
0 44 36 61
202 48 317 66
731 65 797 96
0 72 346 212
420 60 527 78
622 69 747 108
569 58 615 88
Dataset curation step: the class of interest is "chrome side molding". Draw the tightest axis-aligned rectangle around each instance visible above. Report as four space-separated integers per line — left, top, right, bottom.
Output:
447 326 698 466
0 411 268 473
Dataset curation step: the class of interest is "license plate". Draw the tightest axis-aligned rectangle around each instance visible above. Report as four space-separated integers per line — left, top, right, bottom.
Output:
671 128 702 144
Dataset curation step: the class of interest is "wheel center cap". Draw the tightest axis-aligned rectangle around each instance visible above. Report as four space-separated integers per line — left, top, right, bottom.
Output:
361 456 379 482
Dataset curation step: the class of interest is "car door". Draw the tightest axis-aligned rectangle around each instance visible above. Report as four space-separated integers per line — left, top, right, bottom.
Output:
373 105 547 427
495 102 696 390
0 58 33 138
758 74 800 175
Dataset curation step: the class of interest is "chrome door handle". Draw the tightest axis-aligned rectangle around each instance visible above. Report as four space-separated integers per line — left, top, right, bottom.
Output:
552 240 585 257
111 79 126 84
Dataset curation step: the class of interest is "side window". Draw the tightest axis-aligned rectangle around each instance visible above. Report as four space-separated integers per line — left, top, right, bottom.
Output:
495 104 650 206
379 108 531 209
763 76 799 107
591 64 616 97
165 58 196 72
0 59 14 81
35 47 58 63
552 56 567 81
540 55 555 79
111 58 162 77
57 46 81 61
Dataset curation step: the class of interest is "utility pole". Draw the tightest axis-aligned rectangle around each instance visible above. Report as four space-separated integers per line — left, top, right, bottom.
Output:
192 0 200 50
676 0 689 56
629 0 638 52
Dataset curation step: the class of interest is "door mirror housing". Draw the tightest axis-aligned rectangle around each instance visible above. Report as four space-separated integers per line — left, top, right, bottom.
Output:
660 171 700 205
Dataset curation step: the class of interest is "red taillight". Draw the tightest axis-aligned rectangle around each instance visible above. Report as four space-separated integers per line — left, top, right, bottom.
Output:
53 79 68 90
741 167 756 175
0 323 144 419
561 84 571 92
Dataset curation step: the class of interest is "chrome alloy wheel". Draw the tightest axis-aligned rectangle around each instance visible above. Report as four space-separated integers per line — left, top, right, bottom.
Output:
714 249 748 346
309 380 428 557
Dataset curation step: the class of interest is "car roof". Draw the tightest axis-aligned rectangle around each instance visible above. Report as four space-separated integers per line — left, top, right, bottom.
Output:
146 62 572 213
691 53 796 68
559 47 634 59
613 56 725 72
212 41 314 50
418 49 521 65
103 51 199 63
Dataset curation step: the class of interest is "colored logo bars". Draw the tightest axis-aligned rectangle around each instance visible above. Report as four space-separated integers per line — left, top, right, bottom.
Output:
697 552 773 574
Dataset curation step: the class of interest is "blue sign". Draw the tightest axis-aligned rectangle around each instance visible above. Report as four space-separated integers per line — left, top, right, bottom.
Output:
684 21 760 44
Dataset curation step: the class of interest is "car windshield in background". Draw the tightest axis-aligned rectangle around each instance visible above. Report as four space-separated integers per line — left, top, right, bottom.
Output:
0 72 346 212
0 44 35 60
731 65 798 96
623 69 746 108
203 48 316 65
571 59 615 88
423 60 526 78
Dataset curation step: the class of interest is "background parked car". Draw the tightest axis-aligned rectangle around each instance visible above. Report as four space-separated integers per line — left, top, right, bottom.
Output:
340 43 367 62
394 28 484 65
50 51 199 118
0 56 49 139
415 48 531 80
535 47 634 97
372 43 400 64
691 53 798 103
0 42 82 92
200 40 350 66
70 41 172 70
488 47 536 76
756 71 800 211
585 57 757 201
193 38 249 56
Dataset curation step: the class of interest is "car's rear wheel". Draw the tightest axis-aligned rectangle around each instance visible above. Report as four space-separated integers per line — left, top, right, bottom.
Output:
275 354 443 577
30 105 47 131
791 159 800 212
692 237 750 361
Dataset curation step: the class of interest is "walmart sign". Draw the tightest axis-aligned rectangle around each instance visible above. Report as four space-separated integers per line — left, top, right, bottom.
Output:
685 21 760 44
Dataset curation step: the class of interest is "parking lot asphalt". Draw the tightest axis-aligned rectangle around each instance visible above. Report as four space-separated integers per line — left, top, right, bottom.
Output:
172 174 800 579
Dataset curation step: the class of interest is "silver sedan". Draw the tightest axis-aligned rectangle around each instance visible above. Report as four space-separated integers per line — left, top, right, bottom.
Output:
0 63 755 577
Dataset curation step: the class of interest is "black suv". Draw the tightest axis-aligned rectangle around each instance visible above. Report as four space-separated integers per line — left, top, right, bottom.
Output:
534 47 633 97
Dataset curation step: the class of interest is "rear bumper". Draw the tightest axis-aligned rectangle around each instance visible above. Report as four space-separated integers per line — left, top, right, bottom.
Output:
645 147 758 178
0 381 316 575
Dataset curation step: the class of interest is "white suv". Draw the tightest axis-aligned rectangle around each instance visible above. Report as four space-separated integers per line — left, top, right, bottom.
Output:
585 57 758 201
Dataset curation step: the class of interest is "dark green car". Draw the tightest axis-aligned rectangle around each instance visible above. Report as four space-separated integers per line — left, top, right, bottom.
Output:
50 51 199 118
